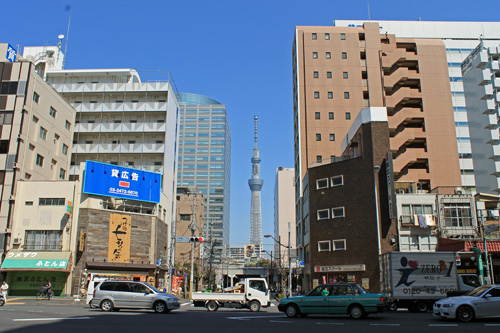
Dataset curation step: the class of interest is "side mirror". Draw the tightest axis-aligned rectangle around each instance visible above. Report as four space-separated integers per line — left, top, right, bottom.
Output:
484 293 492 299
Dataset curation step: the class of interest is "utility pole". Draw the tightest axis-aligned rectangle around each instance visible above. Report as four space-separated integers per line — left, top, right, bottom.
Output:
167 218 176 293
189 193 197 298
288 222 292 298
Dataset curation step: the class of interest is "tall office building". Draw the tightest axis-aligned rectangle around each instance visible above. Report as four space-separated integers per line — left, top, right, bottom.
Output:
177 93 231 258
335 20 500 191
0 44 75 256
462 43 500 194
248 116 263 255
22 46 180 251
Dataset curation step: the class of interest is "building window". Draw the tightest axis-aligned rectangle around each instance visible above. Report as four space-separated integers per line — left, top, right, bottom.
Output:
401 204 434 225
316 155 322 163
318 241 331 252
325 33 330 40
62 144 68 155
331 175 343 186
326 52 331 59
24 230 62 250
328 92 333 99
49 107 57 118
180 214 191 221
314 91 320 99
343 72 348 79
65 120 71 130
36 154 44 167
329 112 334 119
346 112 351 120
314 71 319 78
330 134 335 141
327 71 332 78
59 168 66 179
333 239 346 251
313 52 318 59
332 207 345 218
33 92 40 103
312 33 317 40
342 52 347 59
344 92 350 99
316 134 321 141
315 112 320 119
341 33 346 40
32 116 39 123
25 201 33 206
316 178 329 189
39 198 65 206
443 203 472 227
317 209 330 220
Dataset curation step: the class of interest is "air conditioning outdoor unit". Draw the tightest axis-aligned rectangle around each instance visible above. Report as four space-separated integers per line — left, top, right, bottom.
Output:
13 238 21 245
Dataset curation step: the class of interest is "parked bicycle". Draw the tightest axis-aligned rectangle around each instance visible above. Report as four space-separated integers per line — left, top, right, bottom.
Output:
36 288 54 300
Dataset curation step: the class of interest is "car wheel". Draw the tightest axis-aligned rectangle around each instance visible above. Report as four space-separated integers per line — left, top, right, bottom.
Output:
415 301 428 313
349 304 365 319
285 304 299 318
388 302 397 311
249 300 261 312
100 299 114 312
456 305 475 322
154 301 167 313
206 301 218 312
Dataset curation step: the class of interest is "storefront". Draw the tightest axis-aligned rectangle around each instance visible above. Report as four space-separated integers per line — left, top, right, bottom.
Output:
0 251 72 296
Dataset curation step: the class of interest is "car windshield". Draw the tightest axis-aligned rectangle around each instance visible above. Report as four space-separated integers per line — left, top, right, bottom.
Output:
464 286 490 297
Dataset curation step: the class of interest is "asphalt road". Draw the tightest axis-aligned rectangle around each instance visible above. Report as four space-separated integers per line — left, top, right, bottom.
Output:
1 298 500 333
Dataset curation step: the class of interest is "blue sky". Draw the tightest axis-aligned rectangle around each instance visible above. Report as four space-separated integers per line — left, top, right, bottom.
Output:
3 0 500 249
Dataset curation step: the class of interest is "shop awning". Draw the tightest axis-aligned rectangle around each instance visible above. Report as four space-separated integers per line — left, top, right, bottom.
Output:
465 241 500 252
0 251 71 272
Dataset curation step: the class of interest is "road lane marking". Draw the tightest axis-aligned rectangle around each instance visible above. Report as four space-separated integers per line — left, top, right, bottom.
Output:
317 322 345 325
13 317 93 322
227 315 284 320
370 323 399 326
429 324 458 327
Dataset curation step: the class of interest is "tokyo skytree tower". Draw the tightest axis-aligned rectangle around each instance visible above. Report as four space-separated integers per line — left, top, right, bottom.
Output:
248 115 263 255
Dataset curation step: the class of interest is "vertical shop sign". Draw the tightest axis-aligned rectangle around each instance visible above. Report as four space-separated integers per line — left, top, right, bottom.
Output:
108 214 132 263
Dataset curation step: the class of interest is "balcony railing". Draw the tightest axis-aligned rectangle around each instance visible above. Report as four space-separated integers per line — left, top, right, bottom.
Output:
23 242 63 251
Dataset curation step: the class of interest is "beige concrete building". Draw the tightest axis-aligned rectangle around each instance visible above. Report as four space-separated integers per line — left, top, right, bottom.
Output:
174 188 204 289
0 44 75 258
293 23 461 199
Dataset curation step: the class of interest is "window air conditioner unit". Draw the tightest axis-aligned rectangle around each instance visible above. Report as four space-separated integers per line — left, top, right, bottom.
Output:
13 238 21 245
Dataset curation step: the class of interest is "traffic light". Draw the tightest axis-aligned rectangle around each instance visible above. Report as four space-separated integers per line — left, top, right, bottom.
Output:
190 236 204 242
455 255 461 266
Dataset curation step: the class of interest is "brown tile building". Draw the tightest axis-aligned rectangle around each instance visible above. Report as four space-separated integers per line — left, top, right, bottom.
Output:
300 108 397 292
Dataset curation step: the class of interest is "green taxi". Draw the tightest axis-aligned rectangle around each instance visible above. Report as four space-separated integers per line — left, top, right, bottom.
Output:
278 283 387 319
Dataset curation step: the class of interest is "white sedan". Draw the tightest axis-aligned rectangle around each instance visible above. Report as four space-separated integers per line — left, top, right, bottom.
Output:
433 285 500 322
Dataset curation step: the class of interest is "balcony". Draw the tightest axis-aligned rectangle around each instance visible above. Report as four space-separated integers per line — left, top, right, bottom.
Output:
478 69 492 85
390 127 426 152
384 67 420 89
51 81 170 94
381 49 418 69
481 85 494 100
485 114 500 130
395 168 429 182
393 148 427 171
75 122 167 133
483 99 497 114
490 145 500 161
74 101 168 113
385 87 422 107
72 142 166 154
388 107 423 131
491 61 500 73
399 214 436 228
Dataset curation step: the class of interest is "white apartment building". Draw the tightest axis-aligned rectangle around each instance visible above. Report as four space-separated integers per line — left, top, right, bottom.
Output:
0 44 75 257
335 20 500 191
462 43 500 194
23 45 180 232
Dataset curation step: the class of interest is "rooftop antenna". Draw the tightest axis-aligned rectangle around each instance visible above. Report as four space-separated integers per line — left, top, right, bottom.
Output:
367 1 371 21
62 5 72 69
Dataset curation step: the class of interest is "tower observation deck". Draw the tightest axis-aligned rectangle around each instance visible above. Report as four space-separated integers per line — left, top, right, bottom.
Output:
248 116 263 255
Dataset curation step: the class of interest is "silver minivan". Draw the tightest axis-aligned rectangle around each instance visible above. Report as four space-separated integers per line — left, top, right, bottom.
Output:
90 280 180 313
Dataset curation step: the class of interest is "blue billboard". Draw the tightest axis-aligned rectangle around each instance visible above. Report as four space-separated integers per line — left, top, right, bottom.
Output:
83 161 161 203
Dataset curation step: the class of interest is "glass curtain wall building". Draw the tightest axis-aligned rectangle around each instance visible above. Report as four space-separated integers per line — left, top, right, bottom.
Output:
334 20 500 191
177 93 231 263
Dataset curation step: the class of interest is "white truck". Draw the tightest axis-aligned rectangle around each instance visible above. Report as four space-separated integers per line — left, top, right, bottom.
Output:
191 278 271 312
381 252 480 312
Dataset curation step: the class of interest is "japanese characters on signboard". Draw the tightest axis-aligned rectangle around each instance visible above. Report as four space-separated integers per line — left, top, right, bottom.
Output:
108 214 132 263
83 160 161 203
6 44 16 62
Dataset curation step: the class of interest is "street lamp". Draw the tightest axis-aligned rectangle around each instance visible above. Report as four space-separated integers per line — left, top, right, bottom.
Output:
261 249 274 288
264 222 292 298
